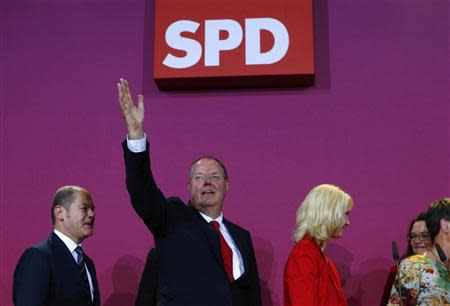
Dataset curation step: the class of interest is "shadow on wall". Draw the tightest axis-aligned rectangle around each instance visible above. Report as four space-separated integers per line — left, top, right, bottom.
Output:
327 243 361 306
327 243 353 288
253 236 276 306
1 280 11 306
103 255 144 306
347 257 391 306
328 243 391 306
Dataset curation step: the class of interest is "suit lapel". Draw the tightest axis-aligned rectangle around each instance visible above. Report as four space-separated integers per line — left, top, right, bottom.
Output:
189 206 226 270
310 238 345 304
85 256 100 305
223 219 248 277
49 233 80 271
49 233 93 303
324 254 346 304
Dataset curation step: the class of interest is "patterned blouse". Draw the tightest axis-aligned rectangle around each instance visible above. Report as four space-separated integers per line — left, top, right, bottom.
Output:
387 253 450 305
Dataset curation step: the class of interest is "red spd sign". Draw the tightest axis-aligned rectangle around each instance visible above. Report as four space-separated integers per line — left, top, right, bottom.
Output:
153 0 314 89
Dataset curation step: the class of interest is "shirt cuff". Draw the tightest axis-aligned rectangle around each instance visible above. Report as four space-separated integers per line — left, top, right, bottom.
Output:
126 133 147 153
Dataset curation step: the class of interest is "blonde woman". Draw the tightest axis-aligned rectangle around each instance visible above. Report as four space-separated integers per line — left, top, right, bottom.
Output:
284 184 353 306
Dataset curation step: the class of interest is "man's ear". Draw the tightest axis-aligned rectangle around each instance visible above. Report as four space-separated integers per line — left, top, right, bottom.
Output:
54 205 65 222
440 218 449 234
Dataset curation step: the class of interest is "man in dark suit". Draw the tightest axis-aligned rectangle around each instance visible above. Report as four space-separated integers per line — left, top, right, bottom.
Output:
135 248 158 306
118 78 262 306
13 185 100 306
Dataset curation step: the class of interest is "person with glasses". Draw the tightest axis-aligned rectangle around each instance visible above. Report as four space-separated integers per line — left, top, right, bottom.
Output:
380 212 432 305
284 184 353 306
387 199 450 305
117 78 262 306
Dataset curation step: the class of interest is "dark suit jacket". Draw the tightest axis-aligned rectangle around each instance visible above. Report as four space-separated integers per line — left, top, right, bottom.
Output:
13 232 100 306
123 141 262 306
135 248 158 306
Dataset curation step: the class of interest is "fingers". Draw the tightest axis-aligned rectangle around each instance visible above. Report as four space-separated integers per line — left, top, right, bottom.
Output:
118 78 132 112
117 83 125 110
117 78 145 114
137 94 144 111
117 78 145 138
121 78 133 104
119 78 129 94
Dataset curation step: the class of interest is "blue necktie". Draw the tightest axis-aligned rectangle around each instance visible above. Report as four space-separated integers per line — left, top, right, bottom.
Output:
75 246 91 296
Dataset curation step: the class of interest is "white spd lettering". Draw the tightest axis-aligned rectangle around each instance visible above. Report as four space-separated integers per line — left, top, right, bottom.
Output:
162 18 289 69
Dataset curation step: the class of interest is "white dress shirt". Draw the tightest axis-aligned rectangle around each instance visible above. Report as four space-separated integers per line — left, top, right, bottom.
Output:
199 212 245 279
54 229 94 301
126 135 246 279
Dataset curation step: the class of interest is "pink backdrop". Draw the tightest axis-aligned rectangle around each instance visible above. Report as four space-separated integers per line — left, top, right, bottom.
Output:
1 1 449 305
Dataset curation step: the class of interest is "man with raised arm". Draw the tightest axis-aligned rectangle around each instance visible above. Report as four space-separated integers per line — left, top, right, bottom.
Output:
118 78 262 306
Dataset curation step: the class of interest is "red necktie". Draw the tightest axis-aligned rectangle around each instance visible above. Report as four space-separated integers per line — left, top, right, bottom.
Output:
210 221 234 283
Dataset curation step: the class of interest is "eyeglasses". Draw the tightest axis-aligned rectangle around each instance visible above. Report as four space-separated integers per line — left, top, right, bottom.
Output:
408 233 431 242
191 173 225 183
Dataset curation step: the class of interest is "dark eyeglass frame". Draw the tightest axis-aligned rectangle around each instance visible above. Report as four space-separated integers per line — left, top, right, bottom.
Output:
408 233 431 242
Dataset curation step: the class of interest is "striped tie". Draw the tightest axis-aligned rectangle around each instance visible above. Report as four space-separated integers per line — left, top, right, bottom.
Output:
75 246 91 296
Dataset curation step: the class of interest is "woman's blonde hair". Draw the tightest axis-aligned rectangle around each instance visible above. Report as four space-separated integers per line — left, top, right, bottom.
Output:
293 184 353 247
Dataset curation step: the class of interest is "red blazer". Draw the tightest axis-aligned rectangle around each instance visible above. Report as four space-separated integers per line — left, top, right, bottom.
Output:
284 235 347 306
380 265 397 306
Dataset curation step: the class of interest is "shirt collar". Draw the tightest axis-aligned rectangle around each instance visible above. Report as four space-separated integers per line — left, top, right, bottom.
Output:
54 229 81 253
199 211 224 226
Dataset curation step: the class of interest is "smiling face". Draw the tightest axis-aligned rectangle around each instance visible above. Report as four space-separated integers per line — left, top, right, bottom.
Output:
188 158 229 216
409 220 432 255
54 190 95 244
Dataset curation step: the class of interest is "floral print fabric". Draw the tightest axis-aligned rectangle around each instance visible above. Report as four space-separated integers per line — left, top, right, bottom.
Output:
387 254 450 306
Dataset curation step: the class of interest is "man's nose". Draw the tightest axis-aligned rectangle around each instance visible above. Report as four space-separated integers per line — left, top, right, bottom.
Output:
88 209 95 217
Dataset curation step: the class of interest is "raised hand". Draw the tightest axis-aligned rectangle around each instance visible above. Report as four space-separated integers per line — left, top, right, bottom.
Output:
118 78 145 140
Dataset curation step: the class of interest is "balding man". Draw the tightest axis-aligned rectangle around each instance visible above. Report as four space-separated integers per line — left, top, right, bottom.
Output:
13 186 100 306
118 78 262 306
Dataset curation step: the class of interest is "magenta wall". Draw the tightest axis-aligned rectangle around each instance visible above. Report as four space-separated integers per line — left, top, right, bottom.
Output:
1 1 449 305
